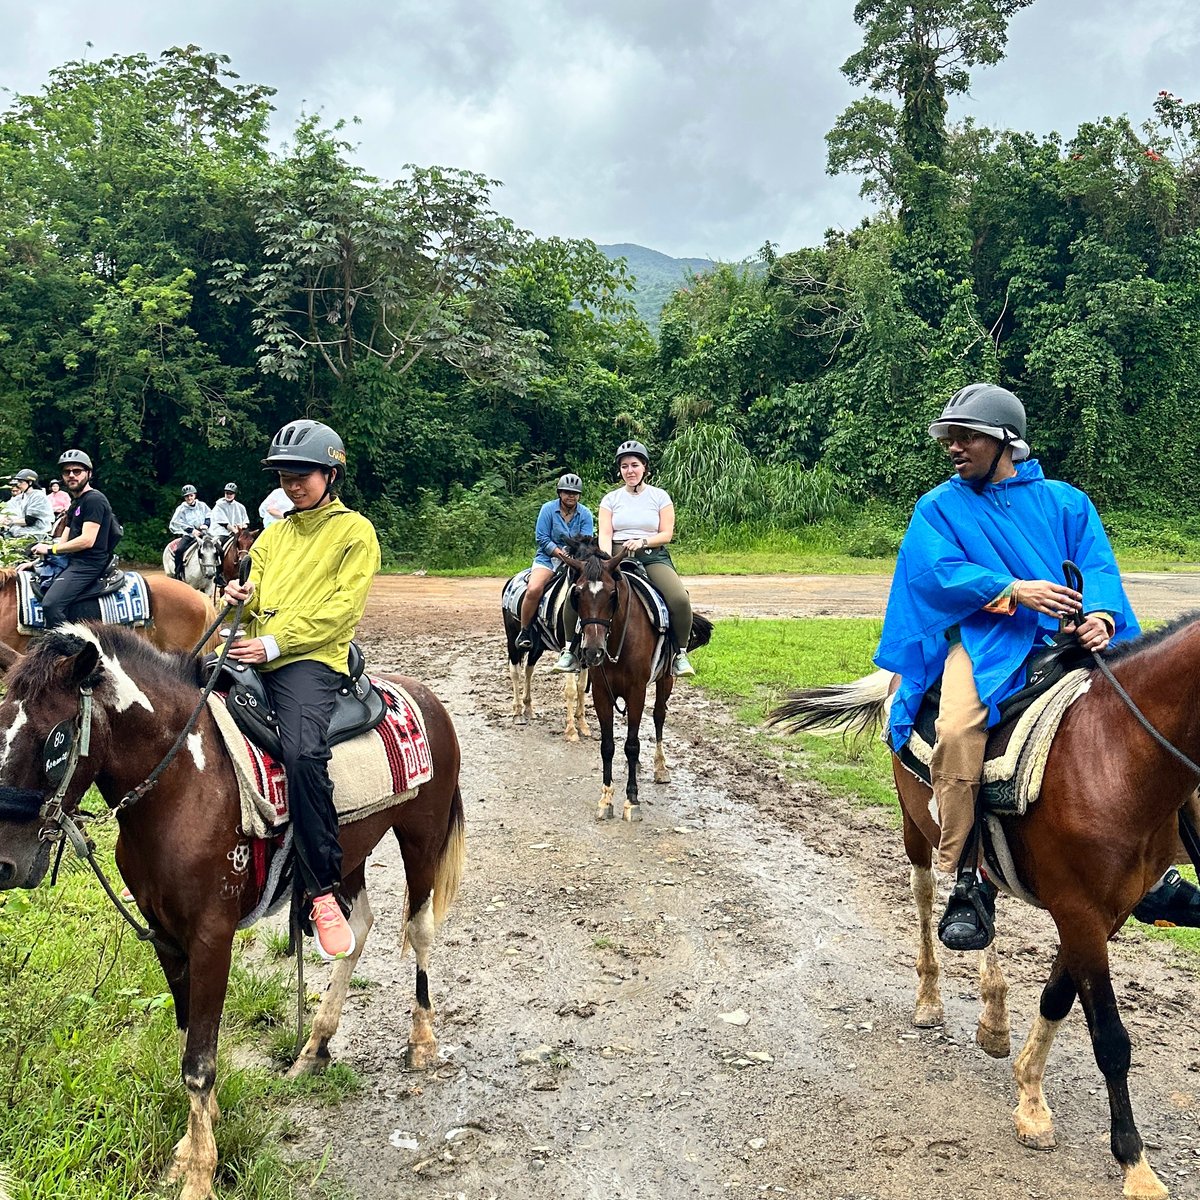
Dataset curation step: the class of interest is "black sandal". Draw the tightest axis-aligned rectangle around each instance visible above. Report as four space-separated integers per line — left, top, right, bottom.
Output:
1132 867 1200 928
938 874 997 951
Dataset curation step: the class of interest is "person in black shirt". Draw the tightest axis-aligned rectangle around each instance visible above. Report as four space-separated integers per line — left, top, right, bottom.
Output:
32 449 120 627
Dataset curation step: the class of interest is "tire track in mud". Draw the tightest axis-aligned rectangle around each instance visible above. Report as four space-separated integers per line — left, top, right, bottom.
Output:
287 618 1200 1200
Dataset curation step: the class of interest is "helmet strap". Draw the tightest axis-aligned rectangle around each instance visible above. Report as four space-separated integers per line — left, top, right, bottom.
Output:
972 433 1012 494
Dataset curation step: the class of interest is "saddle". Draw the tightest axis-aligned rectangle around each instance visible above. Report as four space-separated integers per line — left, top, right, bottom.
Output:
894 635 1094 815
205 642 387 760
24 557 126 602
617 560 670 634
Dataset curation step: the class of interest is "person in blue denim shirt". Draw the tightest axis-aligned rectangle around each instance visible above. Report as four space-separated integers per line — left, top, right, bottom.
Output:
514 473 594 650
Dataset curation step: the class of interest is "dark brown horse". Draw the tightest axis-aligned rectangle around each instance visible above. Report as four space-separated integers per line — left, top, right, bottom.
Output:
217 527 259 590
0 566 218 655
563 541 711 822
0 624 465 1200
769 616 1200 1200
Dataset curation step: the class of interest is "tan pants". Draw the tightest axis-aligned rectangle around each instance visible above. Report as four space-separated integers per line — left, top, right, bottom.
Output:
931 642 989 874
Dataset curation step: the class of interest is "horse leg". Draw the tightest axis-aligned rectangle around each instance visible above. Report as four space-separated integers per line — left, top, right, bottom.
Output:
287 884 374 1078
594 684 616 820
400 857 441 1070
522 658 535 721
576 668 590 738
652 675 672 784
976 942 1011 1058
509 659 525 723
903 804 943 1027
622 687 646 822
1013 951 1075 1151
564 671 580 742
1073 942 1167 1198
164 935 233 1200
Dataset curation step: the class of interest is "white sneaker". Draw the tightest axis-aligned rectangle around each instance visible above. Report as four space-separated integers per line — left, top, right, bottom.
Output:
552 650 580 673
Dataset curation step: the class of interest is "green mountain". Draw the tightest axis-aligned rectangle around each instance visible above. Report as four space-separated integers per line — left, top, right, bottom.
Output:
598 243 714 329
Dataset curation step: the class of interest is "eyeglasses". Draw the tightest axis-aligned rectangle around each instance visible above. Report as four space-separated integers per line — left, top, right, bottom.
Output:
937 429 983 449
61 468 88 477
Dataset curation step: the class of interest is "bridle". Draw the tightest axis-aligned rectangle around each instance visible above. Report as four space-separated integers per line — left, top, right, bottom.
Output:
576 568 631 666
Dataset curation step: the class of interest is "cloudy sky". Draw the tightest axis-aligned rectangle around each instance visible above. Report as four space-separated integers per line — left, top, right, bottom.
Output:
2 0 1198 259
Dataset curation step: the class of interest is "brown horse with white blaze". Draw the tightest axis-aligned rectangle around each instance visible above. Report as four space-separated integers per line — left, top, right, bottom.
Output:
770 615 1200 1200
563 540 711 822
0 566 217 654
0 624 464 1200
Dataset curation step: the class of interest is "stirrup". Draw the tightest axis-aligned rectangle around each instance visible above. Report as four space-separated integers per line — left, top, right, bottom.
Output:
1132 867 1200 928
938 874 996 951
514 625 534 650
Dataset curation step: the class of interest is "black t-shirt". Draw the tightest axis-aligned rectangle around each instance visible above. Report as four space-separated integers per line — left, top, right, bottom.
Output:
65 487 119 569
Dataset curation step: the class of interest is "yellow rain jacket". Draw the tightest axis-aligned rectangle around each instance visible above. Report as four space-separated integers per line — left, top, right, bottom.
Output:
241 499 381 674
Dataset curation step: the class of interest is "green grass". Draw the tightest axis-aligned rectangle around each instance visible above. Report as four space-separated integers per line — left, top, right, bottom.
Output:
0 817 354 1199
690 617 896 810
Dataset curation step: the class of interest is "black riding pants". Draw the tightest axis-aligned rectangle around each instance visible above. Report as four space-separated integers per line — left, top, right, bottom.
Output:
261 660 344 898
41 562 106 627
173 531 198 576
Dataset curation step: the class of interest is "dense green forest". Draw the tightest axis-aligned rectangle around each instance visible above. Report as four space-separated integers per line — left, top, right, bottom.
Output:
2 0 1200 567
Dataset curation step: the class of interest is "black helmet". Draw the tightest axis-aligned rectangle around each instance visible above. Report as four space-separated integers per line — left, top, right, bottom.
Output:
262 420 347 477
614 440 650 471
181 484 197 497
58 449 93 471
223 482 238 493
556 473 583 494
929 383 1029 461
11 469 38 484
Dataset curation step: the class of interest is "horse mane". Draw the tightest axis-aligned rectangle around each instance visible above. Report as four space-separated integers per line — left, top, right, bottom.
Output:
563 535 609 583
7 625 204 702
0 567 18 585
1102 610 1200 664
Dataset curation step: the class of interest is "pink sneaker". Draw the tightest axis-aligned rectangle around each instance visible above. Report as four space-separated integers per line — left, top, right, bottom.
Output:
310 892 355 961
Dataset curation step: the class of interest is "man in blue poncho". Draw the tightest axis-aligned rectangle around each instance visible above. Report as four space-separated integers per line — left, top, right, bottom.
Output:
876 383 1200 951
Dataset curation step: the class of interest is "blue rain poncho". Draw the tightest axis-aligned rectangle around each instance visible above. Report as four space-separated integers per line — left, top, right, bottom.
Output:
875 460 1139 750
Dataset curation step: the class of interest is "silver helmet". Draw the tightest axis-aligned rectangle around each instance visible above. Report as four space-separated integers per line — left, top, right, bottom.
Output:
58 449 93 471
614 440 650 471
181 484 197 497
929 384 1029 462
262 419 347 478
556 473 583 494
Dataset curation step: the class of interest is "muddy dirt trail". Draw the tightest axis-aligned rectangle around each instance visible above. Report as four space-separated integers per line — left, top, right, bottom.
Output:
286 582 1200 1200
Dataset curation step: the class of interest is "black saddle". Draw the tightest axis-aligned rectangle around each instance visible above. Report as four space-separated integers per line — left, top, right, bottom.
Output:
28 557 125 602
204 641 387 759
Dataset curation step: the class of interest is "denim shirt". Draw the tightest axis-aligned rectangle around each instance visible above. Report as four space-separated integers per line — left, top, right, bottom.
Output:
535 500 594 556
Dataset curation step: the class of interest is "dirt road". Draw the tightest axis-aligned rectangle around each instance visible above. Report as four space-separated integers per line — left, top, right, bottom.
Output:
288 577 1200 1200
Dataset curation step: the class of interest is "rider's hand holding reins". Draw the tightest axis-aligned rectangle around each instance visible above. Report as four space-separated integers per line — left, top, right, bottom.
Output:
223 576 254 605
1073 613 1112 653
1012 579 1082 619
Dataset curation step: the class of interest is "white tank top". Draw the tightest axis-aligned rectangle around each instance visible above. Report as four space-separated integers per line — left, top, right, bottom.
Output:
600 485 672 541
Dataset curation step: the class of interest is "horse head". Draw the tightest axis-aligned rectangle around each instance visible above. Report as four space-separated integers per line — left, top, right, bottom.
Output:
562 539 630 669
197 530 221 581
221 527 259 583
0 629 103 889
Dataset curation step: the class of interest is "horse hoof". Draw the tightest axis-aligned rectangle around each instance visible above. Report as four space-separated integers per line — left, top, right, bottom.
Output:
597 804 614 821
577 724 590 739
564 729 579 743
285 1054 327 1079
623 803 642 823
1012 1113 1056 1151
654 769 671 784
912 1003 944 1028
976 1023 1011 1059
1123 1154 1169 1199
406 1040 439 1071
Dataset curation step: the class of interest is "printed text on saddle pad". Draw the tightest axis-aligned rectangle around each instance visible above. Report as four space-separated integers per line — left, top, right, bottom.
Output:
207 677 433 838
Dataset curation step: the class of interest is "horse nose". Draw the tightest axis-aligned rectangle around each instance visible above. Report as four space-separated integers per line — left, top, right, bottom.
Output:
0 861 14 887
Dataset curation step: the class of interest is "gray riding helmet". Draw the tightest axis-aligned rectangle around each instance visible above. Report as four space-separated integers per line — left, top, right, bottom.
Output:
556 473 583 494
929 383 1030 462
58 449 94 471
614 439 650 471
262 419 347 478
223 482 238 493
11 469 38 484
181 484 197 496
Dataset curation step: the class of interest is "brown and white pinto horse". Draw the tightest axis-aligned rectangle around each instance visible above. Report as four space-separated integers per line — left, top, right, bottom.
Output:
563 541 711 822
0 566 217 655
770 615 1200 1200
0 625 465 1200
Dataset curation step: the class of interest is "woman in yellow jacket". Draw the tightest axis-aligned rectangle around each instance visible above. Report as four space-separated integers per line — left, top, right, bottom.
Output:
223 420 381 960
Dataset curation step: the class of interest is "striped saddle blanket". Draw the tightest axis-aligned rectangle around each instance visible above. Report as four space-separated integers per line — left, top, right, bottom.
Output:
16 569 151 634
207 677 434 839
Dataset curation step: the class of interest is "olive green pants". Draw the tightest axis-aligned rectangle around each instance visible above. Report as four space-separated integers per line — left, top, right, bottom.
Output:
561 561 693 650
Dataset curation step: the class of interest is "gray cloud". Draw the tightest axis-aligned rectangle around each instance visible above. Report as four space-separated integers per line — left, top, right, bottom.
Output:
1 0 1198 259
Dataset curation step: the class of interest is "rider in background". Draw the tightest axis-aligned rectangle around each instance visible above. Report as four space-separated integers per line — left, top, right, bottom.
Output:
222 420 381 961
211 482 249 540
31 450 121 627
169 484 212 580
554 440 695 677
259 485 293 527
1 470 53 540
47 479 70 517
514 473 593 651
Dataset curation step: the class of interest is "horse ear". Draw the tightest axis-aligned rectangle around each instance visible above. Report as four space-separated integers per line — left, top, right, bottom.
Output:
561 557 585 573
607 544 631 568
0 640 24 671
58 640 100 686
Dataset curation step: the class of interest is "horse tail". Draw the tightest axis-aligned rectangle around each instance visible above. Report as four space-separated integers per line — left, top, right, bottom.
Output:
432 782 466 926
768 668 894 738
688 612 714 651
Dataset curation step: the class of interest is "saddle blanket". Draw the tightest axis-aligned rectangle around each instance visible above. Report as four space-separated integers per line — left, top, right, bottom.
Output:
17 569 151 635
207 676 434 839
895 668 1091 815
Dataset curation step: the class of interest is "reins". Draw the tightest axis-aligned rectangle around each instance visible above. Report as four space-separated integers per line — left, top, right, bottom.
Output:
579 567 632 716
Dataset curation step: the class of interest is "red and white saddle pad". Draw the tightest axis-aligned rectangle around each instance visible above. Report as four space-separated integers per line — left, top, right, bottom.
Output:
208 676 433 837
